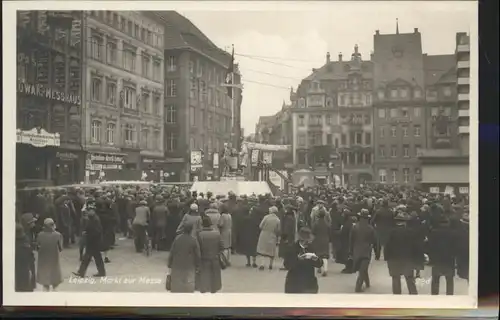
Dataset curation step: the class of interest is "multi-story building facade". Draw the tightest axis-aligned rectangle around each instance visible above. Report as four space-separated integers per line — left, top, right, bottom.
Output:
155 11 242 182
82 11 165 182
372 28 427 185
255 102 293 145
336 45 374 185
417 32 470 194
16 11 84 186
456 32 470 156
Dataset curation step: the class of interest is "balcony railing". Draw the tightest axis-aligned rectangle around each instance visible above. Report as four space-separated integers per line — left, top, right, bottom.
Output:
457 60 470 69
457 44 470 53
388 116 412 124
458 78 470 85
458 109 470 118
458 93 470 101
459 126 469 134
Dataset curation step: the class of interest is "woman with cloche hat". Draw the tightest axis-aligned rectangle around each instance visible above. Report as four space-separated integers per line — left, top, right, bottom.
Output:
283 227 323 294
36 218 63 291
256 206 281 270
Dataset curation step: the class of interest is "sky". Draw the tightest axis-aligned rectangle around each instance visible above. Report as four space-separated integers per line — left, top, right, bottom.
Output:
178 1 476 135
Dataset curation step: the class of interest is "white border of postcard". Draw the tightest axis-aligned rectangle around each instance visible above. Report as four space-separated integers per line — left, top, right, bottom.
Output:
3 1 478 309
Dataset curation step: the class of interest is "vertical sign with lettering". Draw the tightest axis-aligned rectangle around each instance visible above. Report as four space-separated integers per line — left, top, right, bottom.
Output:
68 105 81 143
54 54 65 89
51 104 67 141
36 50 49 85
69 58 80 96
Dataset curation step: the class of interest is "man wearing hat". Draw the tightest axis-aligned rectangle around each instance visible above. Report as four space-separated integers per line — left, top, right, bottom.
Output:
349 209 377 293
384 211 419 295
151 195 169 251
427 214 459 295
283 227 323 294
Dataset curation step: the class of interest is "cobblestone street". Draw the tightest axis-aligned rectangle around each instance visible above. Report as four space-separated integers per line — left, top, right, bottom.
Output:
35 238 469 295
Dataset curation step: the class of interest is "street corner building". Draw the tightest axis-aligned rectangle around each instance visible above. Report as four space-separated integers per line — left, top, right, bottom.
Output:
16 11 85 188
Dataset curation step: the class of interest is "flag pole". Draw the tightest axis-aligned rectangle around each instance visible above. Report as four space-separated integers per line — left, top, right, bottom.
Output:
230 44 235 146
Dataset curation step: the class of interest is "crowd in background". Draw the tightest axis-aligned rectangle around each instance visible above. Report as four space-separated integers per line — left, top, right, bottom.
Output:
15 183 470 294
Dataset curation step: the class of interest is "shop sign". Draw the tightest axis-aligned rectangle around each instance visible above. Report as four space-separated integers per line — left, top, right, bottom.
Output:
90 163 123 170
190 151 202 168
17 81 81 105
89 153 125 164
429 187 440 194
143 158 169 164
56 152 79 160
16 128 60 147
251 150 260 167
262 151 273 165
164 157 185 163
243 141 291 152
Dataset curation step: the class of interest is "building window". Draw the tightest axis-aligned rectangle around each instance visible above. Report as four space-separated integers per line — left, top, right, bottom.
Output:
197 61 203 77
414 125 421 137
124 86 136 109
190 80 197 99
355 132 362 145
142 91 150 113
391 126 397 137
431 107 439 119
124 123 136 143
325 114 331 125
414 88 422 98
326 134 332 145
391 145 397 157
153 130 160 149
189 60 195 74
399 88 408 98
403 144 410 157
364 115 371 125
167 80 177 97
365 132 371 144
190 107 196 127
167 56 177 72
378 108 386 118
401 107 409 118
402 126 409 137
106 123 115 144
90 34 103 61
403 168 410 184
166 132 177 151
106 82 116 106
91 78 102 102
415 144 422 156
91 120 102 143
123 46 136 72
153 60 161 81
365 94 372 105
341 134 346 146
150 94 159 115
390 89 398 98
379 145 385 157
391 170 398 183
165 105 176 123
414 107 421 118
378 169 387 183
390 108 398 118
142 55 150 77
443 86 452 97
106 41 117 65
141 128 150 149
298 115 305 126
298 135 306 147
379 127 385 138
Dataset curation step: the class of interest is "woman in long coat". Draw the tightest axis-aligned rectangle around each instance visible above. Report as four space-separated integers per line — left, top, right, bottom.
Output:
196 216 224 293
284 227 324 293
36 218 63 291
311 208 331 276
15 224 36 292
337 210 356 273
167 224 201 293
279 206 297 268
239 201 261 268
219 205 233 265
407 211 426 278
256 206 281 270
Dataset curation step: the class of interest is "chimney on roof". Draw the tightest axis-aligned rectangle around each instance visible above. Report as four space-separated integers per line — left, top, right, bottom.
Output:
375 30 380 35
326 52 331 63
396 18 399 34
414 28 419 33
338 52 343 61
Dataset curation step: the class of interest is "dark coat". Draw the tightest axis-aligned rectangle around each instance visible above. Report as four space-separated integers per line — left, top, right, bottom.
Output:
85 215 104 252
151 204 169 228
372 206 394 246
428 225 459 277
407 218 426 270
312 215 331 258
96 198 115 251
456 222 469 280
384 224 421 277
279 211 296 259
168 233 201 293
15 239 35 292
349 222 376 263
284 242 323 293
196 228 223 293
336 217 355 264
239 207 261 257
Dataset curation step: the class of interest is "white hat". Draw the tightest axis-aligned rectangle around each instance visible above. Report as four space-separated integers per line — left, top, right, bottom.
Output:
190 203 199 211
44 218 55 226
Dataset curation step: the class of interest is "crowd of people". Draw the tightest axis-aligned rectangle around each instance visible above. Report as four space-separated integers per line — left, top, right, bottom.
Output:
15 183 470 295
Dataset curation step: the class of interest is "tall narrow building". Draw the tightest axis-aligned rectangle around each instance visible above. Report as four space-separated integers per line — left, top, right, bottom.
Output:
82 11 165 182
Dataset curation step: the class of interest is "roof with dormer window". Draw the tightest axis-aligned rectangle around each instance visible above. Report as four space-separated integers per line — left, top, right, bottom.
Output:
424 54 456 86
